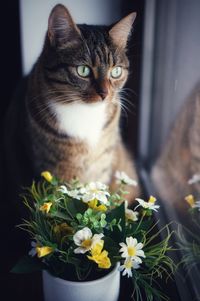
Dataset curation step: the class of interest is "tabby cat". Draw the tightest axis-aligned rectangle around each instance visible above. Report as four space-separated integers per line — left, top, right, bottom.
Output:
4 4 140 206
151 83 200 212
2 6 140 298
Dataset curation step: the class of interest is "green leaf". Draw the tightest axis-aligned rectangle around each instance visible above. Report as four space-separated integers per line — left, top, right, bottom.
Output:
11 255 44 274
51 177 59 186
67 198 87 217
103 237 119 265
107 202 125 223
106 203 125 242
51 211 72 221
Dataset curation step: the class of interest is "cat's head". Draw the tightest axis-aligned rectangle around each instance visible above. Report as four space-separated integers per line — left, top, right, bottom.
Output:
41 4 136 104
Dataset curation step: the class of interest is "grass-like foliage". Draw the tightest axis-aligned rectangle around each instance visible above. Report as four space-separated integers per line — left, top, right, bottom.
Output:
13 171 176 301
177 195 200 271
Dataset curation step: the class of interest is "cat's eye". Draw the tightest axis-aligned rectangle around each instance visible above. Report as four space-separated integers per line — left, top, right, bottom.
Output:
77 65 91 78
111 66 122 79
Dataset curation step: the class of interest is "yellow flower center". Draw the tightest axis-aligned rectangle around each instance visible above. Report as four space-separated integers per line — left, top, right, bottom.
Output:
185 194 195 207
148 196 156 204
125 258 133 269
81 239 92 249
128 246 136 257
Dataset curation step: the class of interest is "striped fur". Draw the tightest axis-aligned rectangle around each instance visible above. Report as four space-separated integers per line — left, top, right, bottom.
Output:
24 4 139 202
151 83 200 211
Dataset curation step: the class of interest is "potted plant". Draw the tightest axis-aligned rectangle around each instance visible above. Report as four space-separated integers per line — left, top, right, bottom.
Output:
13 171 176 301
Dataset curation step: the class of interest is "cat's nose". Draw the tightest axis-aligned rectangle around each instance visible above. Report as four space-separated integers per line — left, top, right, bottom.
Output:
98 88 108 100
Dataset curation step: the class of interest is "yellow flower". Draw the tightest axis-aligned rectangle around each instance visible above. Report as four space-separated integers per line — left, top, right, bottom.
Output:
185 194 195 207
41 171 53 182
148 196 156 204
88 199 107 212
36 246 53 258
40 202 52 213
87 240 111 269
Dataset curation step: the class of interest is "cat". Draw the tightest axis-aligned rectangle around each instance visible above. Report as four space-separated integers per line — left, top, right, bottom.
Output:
2 6 140 298
151 82 200 213
3 4 140 210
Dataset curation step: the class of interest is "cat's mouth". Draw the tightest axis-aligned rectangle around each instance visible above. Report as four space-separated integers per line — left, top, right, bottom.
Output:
81 91 115 104
82 97 107 104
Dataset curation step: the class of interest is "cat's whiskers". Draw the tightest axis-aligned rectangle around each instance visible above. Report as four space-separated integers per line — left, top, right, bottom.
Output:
118 89 136 113
111 98 128 120
30 95 76 112
119 98 133 114
28 90 79 104
31 97 83 125
120 87 137 97
30 101 54 121
120 95 136 111
29 90 62 104
31 107 55 126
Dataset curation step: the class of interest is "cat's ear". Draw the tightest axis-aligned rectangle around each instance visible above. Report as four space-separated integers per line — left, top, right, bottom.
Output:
48 4 81 47
109 12 136 48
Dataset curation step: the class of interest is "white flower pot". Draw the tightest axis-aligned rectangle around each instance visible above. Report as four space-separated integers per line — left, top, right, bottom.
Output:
42 263 120 301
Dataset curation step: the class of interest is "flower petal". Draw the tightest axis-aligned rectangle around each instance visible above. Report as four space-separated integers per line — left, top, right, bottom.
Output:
74 247 88 254
136 250 145 258
73 227 92 246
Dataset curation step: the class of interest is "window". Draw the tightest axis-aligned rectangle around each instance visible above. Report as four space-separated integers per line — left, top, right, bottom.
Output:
139 1 200 300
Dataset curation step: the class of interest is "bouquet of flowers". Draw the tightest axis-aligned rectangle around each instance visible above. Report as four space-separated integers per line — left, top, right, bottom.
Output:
178 192 200 269
13 171 175 301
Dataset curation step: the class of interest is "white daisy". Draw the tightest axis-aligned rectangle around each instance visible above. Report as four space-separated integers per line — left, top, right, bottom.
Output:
73 227 104 254
125 200 139 222
119 258 140 278
135 196 160 212
188 174 200 185
115 171 138 186
119 237 145 263
58 185 83 200
67 189 83 199
58 185 68 194
82 182 110 205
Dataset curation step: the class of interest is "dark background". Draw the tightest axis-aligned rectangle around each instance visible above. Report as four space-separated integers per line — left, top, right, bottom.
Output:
1 2 22 121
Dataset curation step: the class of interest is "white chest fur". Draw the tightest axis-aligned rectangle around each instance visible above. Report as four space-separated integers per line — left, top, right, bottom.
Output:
52 101 107 147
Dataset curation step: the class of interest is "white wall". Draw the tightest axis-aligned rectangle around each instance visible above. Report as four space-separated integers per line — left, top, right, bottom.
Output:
20 0 121 75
